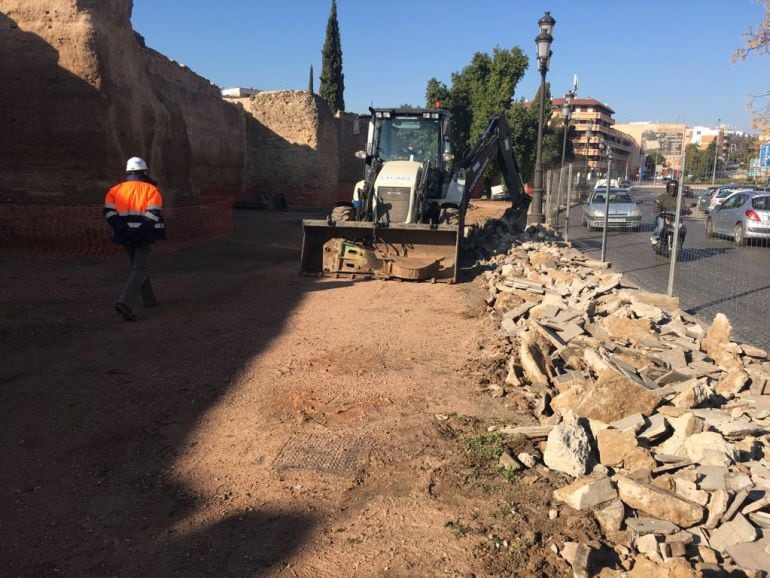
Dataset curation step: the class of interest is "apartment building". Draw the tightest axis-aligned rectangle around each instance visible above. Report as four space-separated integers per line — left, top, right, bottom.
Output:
551 97 636 178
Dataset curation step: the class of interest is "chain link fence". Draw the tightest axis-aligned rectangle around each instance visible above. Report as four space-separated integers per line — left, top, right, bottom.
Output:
551 161 770 350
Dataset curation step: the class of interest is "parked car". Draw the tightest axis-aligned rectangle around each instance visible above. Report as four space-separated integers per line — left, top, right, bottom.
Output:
706 191 770 245
707 184 754 213
619 180 633 189
582 188 641 231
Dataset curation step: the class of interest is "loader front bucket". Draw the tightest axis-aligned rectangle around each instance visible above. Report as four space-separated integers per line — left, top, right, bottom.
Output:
300 219 461 282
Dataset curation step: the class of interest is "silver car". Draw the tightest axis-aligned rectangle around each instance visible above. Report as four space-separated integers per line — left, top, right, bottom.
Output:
706 191 770 245
582 188 641 231
707 185 753 213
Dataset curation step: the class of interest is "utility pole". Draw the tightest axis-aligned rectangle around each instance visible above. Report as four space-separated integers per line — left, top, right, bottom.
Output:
711 118 721 186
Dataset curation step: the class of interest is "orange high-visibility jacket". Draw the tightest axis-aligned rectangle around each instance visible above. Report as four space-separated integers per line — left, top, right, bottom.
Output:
103 176 165 245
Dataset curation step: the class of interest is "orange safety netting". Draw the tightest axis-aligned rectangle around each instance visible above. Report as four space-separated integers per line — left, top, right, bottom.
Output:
0 196 234 259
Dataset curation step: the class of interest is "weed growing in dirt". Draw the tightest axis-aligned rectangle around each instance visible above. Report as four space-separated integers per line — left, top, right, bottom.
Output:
444 520 469 539
465 432 505 462
496 466 519 483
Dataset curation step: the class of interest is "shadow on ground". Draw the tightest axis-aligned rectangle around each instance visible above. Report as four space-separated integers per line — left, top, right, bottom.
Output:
0 209 327 575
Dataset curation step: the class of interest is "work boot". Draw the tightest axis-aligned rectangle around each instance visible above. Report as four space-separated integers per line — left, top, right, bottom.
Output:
115 302 137 321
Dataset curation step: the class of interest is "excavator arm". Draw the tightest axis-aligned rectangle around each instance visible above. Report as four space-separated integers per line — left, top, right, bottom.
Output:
457 114 528 225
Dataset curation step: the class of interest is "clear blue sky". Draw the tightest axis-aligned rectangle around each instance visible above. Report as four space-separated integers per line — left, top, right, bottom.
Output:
132 0 767 133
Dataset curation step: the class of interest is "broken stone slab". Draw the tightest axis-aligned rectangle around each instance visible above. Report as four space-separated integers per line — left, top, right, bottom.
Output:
749 511 770 528
615 474 706 528
560 541 594 578
596 428 638 468
635 533 661 556
602 315 657 347
627 556 699 578
499 425 553 438
656 347 689 371
652 460 694 476
570 370 660 424
682 432 736 468
552 370 591 393
742 492 770 516
616 289 680 312
498 451 524 471
716 369 751 399
674 478 709 506
503 301 536 323
553 475 618 510
671 381 714 409
658 413 704 457
594 499 625 534
711 420 769 440
637 413 671 443
701 312 739 361
519 332 551 386
630 301 666 323
610 413 647 434
543 420 594 478
705 489 731 529
708 513 758 553
726 535 770 574
722 488 751 523
625 516 681 535
740 344 768 359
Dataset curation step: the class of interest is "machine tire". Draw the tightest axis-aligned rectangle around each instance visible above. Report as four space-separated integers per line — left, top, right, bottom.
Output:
440 206 460 225
734 223 746 246
705 218 714 238
331 205 355 222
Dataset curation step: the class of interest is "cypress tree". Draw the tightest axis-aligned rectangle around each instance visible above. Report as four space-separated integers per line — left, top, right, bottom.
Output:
319 0 345 112
308 65 314 93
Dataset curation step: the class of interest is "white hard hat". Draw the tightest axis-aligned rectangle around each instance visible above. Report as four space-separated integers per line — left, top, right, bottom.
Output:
125 157 148 172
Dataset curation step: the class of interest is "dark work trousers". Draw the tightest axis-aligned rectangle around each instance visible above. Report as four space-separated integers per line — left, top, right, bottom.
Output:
118 245 155 308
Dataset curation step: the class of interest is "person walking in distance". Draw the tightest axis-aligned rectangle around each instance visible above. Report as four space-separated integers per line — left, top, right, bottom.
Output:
103 157 166 321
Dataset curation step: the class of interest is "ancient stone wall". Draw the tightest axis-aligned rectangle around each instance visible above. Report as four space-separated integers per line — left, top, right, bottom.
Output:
0 0 243 205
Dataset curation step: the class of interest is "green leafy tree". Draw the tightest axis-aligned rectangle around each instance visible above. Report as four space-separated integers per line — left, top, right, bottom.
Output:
424 46 528 159
319 0 345 112
308 65 314 93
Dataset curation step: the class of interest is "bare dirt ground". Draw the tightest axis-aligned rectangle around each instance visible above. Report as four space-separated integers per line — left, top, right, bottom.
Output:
1 204 594 577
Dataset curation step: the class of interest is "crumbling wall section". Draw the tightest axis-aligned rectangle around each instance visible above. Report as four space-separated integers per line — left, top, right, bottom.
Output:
142 46 244 203
0 0 243 206
242 91 340 207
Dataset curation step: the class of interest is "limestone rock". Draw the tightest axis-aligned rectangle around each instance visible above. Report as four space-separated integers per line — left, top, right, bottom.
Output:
701 313 742 370
594 499 625 534
571 370 660 423
543 422 593 478
596 428 637 467
682 432 736 467
708 513 758 553
553 475 618 510
716 369 750 399
602 315 655 346
615 475 706 528
628 556 699 578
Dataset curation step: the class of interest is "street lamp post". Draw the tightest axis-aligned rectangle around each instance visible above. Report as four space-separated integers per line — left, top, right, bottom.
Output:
711 118 721 186
528 11 555 226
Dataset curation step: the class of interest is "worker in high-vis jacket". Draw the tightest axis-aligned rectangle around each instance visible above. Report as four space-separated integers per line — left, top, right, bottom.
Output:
103 157 166 321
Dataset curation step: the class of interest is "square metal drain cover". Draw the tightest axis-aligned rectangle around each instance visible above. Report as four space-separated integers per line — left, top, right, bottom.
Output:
273 432 371 474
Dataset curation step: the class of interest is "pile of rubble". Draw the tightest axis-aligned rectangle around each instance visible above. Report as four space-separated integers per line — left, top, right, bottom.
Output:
477 230 770 577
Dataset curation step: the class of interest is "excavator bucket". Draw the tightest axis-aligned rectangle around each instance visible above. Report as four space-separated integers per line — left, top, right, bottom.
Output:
300 219 461 282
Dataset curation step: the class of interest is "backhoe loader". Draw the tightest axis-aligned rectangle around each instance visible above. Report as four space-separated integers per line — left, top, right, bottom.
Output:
300 107 529 282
